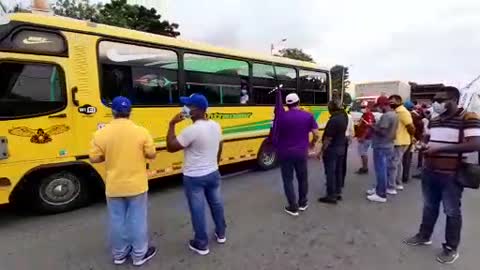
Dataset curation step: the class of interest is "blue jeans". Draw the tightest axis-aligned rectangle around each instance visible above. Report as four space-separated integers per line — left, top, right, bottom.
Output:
418 169 464 250
183 171 226 249
373 146 393 198
280 156 308 210
107 192 148 262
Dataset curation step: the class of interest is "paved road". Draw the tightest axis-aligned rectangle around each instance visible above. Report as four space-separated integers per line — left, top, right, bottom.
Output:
1 151 480 270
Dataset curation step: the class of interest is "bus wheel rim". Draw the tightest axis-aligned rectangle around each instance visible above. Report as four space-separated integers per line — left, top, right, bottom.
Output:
261 152 276 166
39 176 81 206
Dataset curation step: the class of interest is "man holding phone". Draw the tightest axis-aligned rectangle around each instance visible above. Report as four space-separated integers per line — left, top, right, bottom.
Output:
166 93 226 256
404 87 480 264
366 96 398 203
355 101 375 174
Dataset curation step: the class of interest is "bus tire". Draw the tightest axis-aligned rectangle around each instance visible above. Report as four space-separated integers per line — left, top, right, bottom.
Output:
257 142 278 170
33 171 90 214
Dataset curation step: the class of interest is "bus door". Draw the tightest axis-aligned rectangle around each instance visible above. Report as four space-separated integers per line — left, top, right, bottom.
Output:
0 29 75 163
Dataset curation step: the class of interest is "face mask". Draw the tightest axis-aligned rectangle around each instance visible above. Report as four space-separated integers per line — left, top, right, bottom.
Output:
181 105 191 118
432 101 447 115
361 108 367 113
241 89 248 94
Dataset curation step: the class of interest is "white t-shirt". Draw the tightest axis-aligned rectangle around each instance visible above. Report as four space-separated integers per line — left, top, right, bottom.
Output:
422 118 430 135
345 114 355 137
177 120 222 177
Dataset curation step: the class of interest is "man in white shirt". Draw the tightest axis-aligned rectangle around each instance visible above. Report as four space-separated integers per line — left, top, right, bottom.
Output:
341 110 355 188
166 93 226 256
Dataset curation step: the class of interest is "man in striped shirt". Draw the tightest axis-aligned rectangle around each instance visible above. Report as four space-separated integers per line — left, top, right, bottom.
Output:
404 87 480 264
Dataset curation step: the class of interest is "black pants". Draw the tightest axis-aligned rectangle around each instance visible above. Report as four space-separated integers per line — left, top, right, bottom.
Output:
280 157 308 210
402 144 413 183
341 143 348 188
417 150 424 168
323 148 345 197
419 169 463 250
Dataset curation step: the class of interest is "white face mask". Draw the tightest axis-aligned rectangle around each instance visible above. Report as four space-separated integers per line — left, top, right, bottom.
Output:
432 101 447 115
241 89 248 94
361 108 367 113
181 105 191 118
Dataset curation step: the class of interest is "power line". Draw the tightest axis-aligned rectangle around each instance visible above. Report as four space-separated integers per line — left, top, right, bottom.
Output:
463 74 480 90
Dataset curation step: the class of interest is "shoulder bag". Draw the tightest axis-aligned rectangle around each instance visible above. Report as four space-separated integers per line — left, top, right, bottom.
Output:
456 115 480 189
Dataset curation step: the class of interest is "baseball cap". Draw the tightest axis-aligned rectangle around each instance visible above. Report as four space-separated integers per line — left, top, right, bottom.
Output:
404 100 414 110
375 96 390 106
180 93 209 110
112 96 132 113
286 93 300 105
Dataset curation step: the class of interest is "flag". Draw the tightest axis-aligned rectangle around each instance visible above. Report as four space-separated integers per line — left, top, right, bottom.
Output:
267 86 285 149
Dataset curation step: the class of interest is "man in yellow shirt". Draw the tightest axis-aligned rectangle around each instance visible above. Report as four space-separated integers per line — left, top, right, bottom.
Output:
89 96 157 267
388 95 415 193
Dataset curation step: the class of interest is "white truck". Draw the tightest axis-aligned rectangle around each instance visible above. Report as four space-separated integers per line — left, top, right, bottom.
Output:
350 81 411 125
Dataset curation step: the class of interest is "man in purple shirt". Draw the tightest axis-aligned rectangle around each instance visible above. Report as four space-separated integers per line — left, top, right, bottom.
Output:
277 93 319 216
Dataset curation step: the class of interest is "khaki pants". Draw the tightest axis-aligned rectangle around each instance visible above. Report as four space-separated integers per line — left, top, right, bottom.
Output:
388 145 408 189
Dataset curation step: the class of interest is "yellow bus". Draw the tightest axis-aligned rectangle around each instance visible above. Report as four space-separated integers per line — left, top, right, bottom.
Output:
0 13 332 213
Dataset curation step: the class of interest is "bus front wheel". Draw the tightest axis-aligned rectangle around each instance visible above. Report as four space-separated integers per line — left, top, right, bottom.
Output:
33 171 90 214
257 143 278 170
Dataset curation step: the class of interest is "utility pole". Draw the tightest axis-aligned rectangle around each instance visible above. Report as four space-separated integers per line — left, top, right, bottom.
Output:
270 38 287 56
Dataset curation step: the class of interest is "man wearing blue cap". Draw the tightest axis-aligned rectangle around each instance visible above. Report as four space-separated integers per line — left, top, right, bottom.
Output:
166 93 226 256
89 96 157 266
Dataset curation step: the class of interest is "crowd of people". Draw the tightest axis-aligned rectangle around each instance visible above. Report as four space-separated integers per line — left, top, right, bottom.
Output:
277 86 480 265
87 86 480 267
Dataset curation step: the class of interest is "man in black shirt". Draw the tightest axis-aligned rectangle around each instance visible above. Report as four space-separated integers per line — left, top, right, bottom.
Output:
317 100 348 204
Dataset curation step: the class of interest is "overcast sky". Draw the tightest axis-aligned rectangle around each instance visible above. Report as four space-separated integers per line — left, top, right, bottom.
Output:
4 0 480 87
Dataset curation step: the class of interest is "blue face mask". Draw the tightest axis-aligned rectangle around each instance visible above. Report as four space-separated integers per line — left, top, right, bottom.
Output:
181 105 191 118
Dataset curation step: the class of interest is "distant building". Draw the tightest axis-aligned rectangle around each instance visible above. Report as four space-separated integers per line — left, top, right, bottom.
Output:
409 82 446 105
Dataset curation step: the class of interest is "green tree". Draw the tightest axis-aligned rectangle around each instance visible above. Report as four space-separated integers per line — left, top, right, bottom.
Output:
97 0 180 37
277 48 315 63
53 0 101 20
330 65 352 105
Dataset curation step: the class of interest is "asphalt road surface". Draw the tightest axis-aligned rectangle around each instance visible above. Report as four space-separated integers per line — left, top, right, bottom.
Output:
1 150 480 270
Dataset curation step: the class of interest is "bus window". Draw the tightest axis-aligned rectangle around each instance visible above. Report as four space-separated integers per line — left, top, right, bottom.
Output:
0 29 67 55
184 54 248 105
252 63 276 105
274 66 297 90
299 70 328 105
0 62 66 119
98 41 179 106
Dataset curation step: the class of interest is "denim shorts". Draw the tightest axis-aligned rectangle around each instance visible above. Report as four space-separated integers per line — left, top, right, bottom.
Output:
357 140 372 156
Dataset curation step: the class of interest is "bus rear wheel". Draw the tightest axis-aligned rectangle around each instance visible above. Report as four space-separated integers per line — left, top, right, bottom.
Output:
257 143 278 170
33 171 90 214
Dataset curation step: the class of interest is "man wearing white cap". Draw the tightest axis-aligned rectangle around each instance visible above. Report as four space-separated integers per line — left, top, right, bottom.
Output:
276 93 319 216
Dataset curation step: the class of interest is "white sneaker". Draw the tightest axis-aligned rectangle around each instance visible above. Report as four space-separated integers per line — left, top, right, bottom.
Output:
397 185 405 191
366 188 376 195
215 233 226 244
386 189 398 195
367 194 387 203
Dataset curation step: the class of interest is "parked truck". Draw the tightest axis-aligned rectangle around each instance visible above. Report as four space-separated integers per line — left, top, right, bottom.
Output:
350 81 411 124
